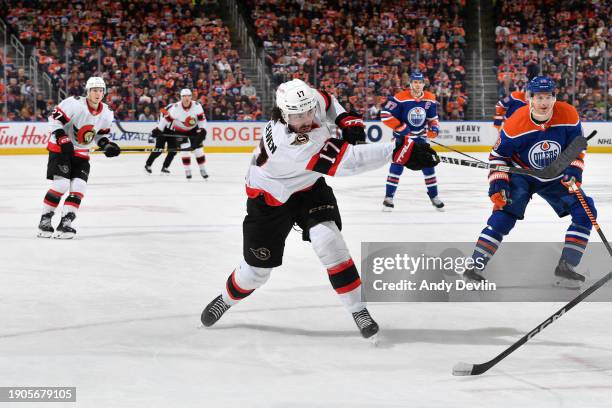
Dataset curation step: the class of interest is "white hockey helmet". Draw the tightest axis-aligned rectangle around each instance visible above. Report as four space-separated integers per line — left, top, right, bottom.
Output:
85 76 106 94
180 88 192 96
275 79 317 122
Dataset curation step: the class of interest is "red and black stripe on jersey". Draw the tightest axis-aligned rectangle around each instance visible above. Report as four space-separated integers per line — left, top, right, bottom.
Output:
306 138 349 176
226 270 255 300
196 113 205 121
317 89 332 111
327 258 361 294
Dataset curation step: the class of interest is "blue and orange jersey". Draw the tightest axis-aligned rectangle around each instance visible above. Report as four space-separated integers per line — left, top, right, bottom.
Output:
493 91 527 130
489 101 584 182
380 90 439 137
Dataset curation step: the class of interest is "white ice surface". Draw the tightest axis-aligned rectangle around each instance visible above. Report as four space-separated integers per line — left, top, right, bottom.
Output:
1 153 612 407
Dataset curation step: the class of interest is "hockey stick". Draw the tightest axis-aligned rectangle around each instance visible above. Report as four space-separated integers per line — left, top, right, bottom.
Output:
429 139 485 163
92 147 193 153
453 181 611 376
437 131 594 178
115 119 178 138
114 119 152 137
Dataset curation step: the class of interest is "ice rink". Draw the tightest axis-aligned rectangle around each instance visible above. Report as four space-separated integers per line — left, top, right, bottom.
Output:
1 152 611 407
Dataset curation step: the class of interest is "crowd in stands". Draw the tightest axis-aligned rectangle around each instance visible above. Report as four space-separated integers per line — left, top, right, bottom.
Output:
241 0 469 120
494 0 610 121
2 0 263 121
1 51 52 121
2 0 610 123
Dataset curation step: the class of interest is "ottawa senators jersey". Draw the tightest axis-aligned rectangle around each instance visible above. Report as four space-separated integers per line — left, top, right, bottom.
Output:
157 101 206 134
47 96 114 159
246 118 394 205
312 88 347 124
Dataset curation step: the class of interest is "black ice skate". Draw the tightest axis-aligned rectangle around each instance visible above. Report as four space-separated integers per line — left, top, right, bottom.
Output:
554 259 585 289
463 267 486 284
352 308 379 340
144 165 152 174
430 196 445 211
200 168 209 179
201 295 231 327
185 169 192 180
161 167 171 175
37 212 54 238
53 212 76 239
382 197 394 212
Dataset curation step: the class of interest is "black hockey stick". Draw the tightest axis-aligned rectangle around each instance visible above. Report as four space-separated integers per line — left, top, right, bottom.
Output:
453 181 611 376
92 147 193 153
114 119 177 138
437 131 594 178
429 139 485 163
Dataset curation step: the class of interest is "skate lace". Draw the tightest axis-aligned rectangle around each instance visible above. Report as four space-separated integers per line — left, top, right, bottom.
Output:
353 309 373 329
209 298 230 319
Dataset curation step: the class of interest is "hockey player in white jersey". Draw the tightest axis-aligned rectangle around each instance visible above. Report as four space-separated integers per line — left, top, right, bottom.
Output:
145 89 208 179
200 79 439 339
37 76 120 239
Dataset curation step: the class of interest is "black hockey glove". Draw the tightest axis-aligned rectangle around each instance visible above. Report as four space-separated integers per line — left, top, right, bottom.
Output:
194 127 207 140
392 137 439 170
151 127 163 138
335 111 366 145
54 130 74 158
98 137 121 157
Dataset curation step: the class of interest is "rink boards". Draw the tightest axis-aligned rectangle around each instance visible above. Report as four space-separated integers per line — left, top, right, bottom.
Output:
0 120 611 154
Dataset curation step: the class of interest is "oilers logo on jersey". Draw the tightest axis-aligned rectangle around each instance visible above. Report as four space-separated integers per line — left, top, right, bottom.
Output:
528 140 561 169
407 107 427 127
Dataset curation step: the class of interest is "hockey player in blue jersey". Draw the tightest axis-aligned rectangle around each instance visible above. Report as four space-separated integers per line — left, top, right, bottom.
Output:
465 76 595 288
380 71 443 211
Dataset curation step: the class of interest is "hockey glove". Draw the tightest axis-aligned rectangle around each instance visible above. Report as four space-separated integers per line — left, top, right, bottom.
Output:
151 127 163 138
488 172 510 210
98 137 121 157
560 163 583 193
393 136 439 170
392 123 411 137
335 111 366 145
426 126 439 139
194 127 207 140
55 130 74 158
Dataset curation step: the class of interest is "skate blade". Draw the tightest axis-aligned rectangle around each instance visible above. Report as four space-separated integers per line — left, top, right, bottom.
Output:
382 206 393 212
37 231 53 238
433 206 445 212
367 333 380 347
53 232 75 240
554 277 583 289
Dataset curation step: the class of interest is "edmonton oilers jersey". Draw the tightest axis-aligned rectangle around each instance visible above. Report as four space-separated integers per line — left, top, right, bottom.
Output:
491 102 582 182
494 91 527 128
380 90 438 137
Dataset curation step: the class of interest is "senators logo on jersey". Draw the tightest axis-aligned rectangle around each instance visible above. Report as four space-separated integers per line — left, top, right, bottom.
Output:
74 124 96 145
184 116 197 127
